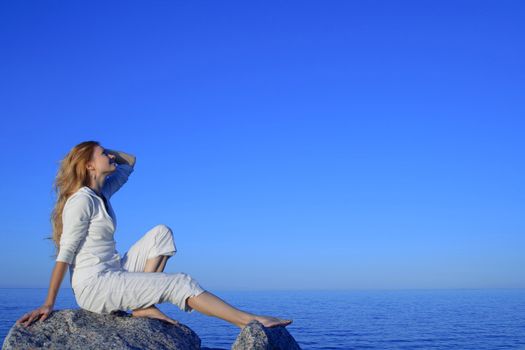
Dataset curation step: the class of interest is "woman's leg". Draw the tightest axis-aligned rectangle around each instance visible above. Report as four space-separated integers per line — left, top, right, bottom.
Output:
186 291 292 328
121 224 176 273
131 254 179 325
144 255 169 273
134 255 292 328
157 255 169 272
121 225 292 328
123 225 178 324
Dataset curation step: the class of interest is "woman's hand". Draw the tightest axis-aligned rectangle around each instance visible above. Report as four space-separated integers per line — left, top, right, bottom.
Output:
16 304 54 327
105 148 136 167
16 259 67 327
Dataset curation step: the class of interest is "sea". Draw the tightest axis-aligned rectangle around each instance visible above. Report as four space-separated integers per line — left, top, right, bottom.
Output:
1 288 524 349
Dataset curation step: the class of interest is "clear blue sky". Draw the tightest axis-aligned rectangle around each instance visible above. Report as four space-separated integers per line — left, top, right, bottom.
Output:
0 1 523 290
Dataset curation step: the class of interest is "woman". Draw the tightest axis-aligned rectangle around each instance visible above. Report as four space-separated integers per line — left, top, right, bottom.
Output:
17 141 292 329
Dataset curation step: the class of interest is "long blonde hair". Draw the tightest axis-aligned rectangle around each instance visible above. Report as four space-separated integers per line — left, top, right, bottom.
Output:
50 141 99 256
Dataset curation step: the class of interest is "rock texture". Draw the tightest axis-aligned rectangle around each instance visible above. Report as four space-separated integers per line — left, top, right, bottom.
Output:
3 309 301 350
2 309 200 350
232 320 301 350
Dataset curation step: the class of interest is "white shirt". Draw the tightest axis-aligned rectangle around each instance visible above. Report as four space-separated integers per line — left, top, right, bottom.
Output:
56 163 134 289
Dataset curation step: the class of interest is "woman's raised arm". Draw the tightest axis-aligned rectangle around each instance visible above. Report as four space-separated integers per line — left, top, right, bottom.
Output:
16 261 69 327
105 149 136 167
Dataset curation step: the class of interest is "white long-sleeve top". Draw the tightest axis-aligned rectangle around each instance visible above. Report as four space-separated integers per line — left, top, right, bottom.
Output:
56 163 134 289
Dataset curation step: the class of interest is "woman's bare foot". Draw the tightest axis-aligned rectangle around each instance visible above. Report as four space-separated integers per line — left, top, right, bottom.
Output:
251 315 293 328
132 305 179 325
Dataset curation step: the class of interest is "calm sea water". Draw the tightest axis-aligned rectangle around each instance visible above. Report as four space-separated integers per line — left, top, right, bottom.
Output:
1 288 524 349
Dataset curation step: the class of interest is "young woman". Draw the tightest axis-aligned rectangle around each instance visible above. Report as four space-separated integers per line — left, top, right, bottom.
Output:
17 141 292 329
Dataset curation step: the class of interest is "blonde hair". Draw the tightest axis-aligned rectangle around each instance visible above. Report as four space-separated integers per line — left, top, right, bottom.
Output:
50 141 99 256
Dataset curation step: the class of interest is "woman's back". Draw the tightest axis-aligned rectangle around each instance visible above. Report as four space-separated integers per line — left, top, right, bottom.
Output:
55 187 118 289
56 164 134 290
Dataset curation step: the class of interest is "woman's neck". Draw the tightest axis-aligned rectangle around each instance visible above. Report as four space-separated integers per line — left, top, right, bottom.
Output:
87 175 107 197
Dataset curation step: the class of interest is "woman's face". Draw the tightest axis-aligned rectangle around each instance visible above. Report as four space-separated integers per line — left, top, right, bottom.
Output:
88 145 117 175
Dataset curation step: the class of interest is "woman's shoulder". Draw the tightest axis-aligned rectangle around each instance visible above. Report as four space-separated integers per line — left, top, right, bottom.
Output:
65 187 96 211
68 186 93 198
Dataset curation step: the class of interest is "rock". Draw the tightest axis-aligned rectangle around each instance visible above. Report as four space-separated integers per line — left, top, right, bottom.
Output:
232 320 301 350
2 309 201 350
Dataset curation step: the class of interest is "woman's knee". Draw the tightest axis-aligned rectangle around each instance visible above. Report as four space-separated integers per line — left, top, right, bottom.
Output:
153 224 172 235
150 224 177 257
152 224 175 242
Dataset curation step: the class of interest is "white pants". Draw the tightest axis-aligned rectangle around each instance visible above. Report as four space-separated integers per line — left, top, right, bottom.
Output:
74 224 206 314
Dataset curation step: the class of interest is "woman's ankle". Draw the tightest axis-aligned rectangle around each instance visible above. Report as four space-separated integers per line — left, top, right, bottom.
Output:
236 312 256 328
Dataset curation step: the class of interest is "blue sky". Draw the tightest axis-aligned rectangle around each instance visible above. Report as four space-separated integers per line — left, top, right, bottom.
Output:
0 1 523 290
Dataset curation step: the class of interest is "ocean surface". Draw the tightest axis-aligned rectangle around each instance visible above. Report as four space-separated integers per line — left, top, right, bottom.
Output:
1 288 524 349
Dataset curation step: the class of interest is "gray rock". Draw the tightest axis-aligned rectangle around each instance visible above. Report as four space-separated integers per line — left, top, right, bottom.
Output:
2 309 201 350
232 320 301 350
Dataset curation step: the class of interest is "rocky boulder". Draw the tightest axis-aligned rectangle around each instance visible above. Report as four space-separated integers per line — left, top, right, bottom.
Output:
232 320 301 350
2 309 301 350
2 309 200 350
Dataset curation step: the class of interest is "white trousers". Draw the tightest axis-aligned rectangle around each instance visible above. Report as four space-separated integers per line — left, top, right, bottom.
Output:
74 224 206 314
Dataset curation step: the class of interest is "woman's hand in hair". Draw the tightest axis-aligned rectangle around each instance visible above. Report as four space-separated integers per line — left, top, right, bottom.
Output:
105 148 136 167
16 304 54 327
